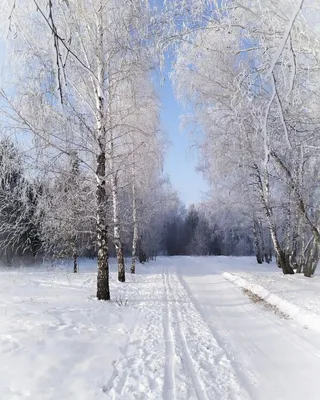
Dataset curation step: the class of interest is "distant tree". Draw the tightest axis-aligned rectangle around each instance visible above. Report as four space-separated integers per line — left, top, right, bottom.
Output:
184 205 199 254
0 138 41 263
189 216 211 256
38 153 95 272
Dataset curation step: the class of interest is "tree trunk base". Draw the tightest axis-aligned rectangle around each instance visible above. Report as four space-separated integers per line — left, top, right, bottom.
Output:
97 259 110 301
73 253 78 273
117 248 126 282
283 268 295 275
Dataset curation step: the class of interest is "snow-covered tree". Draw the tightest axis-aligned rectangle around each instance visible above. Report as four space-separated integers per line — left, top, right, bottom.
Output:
0 137 41 263
172 0 320 276
38 152 95 273
1 0 163 298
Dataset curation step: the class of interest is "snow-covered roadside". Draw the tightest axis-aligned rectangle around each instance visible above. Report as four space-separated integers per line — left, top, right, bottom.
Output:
0 260 167 399
223 271 320 332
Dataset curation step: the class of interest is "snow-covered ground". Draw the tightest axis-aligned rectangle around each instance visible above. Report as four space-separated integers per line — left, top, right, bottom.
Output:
1 256 320 399
223 260 320 315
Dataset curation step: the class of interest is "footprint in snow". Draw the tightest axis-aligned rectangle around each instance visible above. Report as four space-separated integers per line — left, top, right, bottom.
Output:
0 334 21 354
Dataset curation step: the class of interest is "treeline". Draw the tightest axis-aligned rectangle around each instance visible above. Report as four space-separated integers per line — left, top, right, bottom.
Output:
0 138 179 268
162 205 255 257
0 138 259 265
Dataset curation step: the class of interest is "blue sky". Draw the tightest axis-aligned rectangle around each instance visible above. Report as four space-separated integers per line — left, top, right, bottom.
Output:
152 0 208 206
157 69 208 206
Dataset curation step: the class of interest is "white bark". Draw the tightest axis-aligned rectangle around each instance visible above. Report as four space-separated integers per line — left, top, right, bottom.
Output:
131 166 138 274
95 3 110 300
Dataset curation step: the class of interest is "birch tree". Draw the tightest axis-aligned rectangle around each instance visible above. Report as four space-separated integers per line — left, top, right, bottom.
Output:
1 0 159 298
172 0 320 275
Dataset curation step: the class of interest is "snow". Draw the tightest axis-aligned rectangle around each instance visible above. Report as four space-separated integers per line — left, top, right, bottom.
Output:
223 271 320 332
1 256 320 399
222 257 320 330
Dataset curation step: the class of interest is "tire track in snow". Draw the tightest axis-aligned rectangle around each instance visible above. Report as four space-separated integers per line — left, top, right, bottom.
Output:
162 271 177 400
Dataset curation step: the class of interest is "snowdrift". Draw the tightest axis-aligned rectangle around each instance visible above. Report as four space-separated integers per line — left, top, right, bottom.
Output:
223 272 320 333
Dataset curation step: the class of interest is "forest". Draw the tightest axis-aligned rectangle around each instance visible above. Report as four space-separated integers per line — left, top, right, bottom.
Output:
0 0 319 301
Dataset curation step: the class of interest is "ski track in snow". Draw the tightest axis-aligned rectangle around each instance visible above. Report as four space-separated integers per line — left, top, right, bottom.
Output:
162 270 177 400
165 268 210 400
163 264 244 400
105 266 243 400
175 271 256 399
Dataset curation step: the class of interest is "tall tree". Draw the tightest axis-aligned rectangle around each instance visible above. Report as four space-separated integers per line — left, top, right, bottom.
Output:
172 0 320 275
1 0 161 298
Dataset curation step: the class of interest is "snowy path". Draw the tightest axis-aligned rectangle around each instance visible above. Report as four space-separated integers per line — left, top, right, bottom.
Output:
1 257 320 399
174 257 320 400
103 263 244 400
162 265 245 400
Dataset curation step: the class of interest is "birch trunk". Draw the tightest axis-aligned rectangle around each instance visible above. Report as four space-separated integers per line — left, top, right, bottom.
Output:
109 134 125 282
253 218 263 264
304 240 320 277
267 232 273 263
73 250 78 273
295 146 304 273
256 165 294 274
96 5 110 300
131 175 138 274
73 233 78 273
267 209 294 274
96 151 110 300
